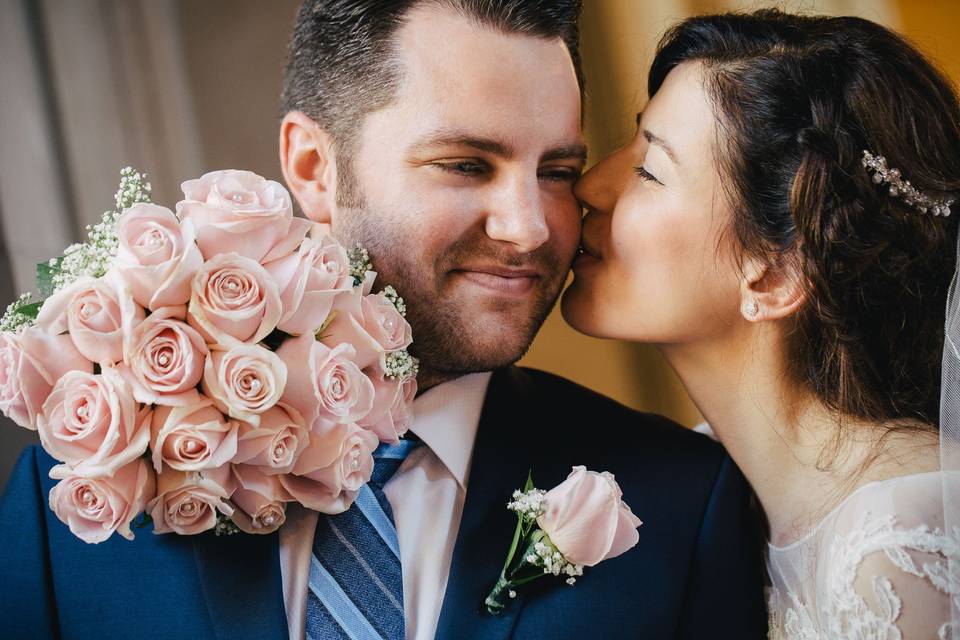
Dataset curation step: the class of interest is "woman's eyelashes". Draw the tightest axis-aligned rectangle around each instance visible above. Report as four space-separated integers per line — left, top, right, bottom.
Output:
633 165 662 185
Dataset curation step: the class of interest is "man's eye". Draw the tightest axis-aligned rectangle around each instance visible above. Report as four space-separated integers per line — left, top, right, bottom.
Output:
433 161 489 176
538 168 580 183
634 166 662 185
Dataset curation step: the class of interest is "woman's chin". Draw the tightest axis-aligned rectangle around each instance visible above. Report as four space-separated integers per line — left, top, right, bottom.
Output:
560 281 612 339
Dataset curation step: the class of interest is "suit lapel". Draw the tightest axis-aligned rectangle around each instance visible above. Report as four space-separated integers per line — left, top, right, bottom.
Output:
435 367 539 640
193 528 289 640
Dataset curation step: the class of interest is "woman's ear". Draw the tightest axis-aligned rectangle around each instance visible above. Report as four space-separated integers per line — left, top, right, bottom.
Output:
739 254 806 322
279 111 339 224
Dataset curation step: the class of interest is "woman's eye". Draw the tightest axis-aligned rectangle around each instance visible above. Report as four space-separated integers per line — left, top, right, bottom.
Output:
634 166 662 185
434 161 489 176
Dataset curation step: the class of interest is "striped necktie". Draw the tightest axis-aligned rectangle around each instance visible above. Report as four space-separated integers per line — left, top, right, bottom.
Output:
305 436 421 640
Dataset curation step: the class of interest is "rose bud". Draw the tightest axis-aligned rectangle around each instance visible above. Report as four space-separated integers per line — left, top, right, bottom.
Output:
110 203 203 310
37 368 152 477
150 398 238 473
176 170 310 263
48 457 156 543
0 328 92 430
537 466 643 567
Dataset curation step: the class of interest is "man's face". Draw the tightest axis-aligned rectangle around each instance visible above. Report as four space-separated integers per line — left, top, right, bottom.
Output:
331 6 585 380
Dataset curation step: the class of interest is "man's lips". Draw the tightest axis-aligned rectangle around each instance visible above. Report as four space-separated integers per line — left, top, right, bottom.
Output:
450 266 542 295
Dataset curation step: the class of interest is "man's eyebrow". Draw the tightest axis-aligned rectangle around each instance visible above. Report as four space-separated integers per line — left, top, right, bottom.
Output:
643 129 679 165
540 143 588 164
410 130 514 158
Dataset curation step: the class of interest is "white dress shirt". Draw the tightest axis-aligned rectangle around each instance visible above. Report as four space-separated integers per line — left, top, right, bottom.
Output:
280 371 493 640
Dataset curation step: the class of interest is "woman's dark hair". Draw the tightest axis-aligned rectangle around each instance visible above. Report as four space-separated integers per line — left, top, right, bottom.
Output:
650 10 960 431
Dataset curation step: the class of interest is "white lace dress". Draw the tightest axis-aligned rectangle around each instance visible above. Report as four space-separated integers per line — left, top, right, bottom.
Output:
767 472 960 639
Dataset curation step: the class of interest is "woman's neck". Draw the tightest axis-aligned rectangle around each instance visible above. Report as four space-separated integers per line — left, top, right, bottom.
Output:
660 328 922 546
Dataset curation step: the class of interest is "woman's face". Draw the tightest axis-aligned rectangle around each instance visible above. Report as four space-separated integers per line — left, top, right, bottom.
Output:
562 62 743 345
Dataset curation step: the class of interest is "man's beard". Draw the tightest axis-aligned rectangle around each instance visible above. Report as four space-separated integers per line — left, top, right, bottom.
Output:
332 202 569 379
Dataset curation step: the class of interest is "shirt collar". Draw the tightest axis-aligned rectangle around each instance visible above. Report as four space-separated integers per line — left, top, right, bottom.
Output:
409 371 492 491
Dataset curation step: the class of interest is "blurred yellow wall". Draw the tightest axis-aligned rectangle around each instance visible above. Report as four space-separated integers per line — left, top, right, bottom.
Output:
521 0 958 426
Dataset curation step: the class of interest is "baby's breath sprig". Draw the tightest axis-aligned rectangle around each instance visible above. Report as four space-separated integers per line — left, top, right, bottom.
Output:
381 285 407 317
384 350 419 381
114 166 152 211
45 167 152 295
347 246 373 286
0 293 41 334
507 487 547 521
214 513 241 537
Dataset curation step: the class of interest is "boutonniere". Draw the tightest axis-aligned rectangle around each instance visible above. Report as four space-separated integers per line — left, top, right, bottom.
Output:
484 466 643 614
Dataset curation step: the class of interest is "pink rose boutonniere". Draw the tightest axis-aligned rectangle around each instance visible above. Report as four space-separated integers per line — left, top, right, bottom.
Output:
484 466 643 614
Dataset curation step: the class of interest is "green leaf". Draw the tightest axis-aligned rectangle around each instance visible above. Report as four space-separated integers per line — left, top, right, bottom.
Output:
523 469 534 493
17 302 43 319
36 261 58 298
501 513 524 576
130 511 153 529
260 328 292 352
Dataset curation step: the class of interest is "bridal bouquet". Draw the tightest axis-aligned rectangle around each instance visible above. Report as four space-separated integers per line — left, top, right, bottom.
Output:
0 168 418 543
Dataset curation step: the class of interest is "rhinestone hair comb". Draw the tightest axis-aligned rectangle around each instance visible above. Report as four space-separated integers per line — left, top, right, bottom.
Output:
862 150 953 217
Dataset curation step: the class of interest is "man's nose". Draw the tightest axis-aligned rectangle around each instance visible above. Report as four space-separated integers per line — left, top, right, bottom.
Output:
484 174 550 254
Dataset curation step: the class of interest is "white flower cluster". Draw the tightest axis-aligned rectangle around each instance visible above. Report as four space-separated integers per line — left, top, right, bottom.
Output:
507 487 547 521
347 246 372 284
384 349 419 381
381 285 407 317
526 539 584 586
0 293 37 333
114 166 152 211
49 167 152 293
214 512 240 537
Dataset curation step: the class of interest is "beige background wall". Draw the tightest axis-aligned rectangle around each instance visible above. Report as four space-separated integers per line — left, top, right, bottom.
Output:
0 0 955 489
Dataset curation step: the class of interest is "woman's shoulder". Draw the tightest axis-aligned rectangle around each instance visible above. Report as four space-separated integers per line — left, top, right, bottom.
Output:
768 471 959 640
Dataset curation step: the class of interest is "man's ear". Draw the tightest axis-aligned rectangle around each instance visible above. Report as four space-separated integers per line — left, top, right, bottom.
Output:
279 110 338 224
739 255 806 322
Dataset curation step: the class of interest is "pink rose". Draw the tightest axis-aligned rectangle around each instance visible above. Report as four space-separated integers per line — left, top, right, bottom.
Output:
111 203 203 310
150 398 238 473
35 276 144 365
537 466 643 567
230 464 290 534
187 252 282 347
119 306 207 406
358 373 416 444
48 458 155 543
264 236 354 336
0 328 92 430
176 170 311 263
277 333 374 427
147 464 234 535
201 344 286 427
37 368 152 477
234 403 308 474
280 421 378 513
322 290 412 371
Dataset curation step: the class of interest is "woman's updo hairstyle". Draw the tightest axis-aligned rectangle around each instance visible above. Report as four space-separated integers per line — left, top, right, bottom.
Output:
649 10 960 427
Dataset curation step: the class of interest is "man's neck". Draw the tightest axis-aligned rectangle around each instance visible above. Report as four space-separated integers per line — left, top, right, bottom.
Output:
415 366 465 397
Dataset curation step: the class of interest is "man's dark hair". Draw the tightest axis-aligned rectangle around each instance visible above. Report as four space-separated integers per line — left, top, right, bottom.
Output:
281 0 583 164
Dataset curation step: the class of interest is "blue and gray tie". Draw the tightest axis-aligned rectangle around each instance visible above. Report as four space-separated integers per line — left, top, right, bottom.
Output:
305 437 421 640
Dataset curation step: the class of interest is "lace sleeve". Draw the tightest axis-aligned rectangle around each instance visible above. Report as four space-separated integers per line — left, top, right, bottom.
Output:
847 518 957 639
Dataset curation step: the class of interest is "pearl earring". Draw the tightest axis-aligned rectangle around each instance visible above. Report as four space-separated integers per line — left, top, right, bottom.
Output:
744 301 759 318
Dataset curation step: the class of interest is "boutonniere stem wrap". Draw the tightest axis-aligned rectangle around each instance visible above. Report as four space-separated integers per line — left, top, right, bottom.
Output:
484 466 643 615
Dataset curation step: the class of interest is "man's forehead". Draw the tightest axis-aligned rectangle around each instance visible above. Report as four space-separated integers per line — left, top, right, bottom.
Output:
386 6 582 149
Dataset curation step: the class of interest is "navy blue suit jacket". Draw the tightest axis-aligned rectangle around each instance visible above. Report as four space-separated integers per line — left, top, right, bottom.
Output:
0 367 767 639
